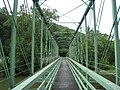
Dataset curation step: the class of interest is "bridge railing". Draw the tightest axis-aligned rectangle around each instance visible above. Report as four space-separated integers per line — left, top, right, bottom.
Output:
11 58 61 90
0 0 59 89
67 57 120 90
68 0 120 86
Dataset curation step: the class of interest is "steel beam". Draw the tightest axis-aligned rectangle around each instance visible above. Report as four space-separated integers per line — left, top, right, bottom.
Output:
40 16 44 69
69 0 95 46
31 1 36 74
111 0 120 85
85 16 89 89
80 28 83 64
85 17 88 68
45 27 48 66
11 58 61 90
93 1 98 73
10 0 18 88
68 58 120 90
68 60 96 90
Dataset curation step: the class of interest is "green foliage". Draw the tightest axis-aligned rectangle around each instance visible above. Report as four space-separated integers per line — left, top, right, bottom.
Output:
76 30 115 69
0 5 61 74
43 8 59 22
0 7 11 57
0 4 115 75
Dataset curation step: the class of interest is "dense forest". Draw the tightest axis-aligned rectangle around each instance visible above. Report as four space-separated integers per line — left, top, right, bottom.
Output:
0 4 115 75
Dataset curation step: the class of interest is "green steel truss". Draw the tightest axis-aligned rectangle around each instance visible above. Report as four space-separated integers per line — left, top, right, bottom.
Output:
0 0 120 90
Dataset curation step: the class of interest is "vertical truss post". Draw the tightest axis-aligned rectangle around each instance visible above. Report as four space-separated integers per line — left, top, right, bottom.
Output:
50 35 52 62
69 45 70 57
72 42 74 59
57 45 58 57
75 40 77 61
52 41 54 57
54 42 56 57
56 44 59 57
57 45 59 57
73 40 76 60
70 45 72 58
54 41 56 57
72 42 73 59
93 1 98 73
74 39 76 60
51 41 53 60
85 16 89 89
53 41 55 56
78 36 81 63
40 16 44 69
48 35 51 64
72 44 74 59
50 37 51 56
75 39 77 61
73 43 75 59
70 44 72 58
76 37 79 62
72 43 74 59
31 1 36 74
72 41 75 59
77 35 80 63
45 27 48 66
85 17 88 69
50 41 53 57
55 41 58 57
74 40 76 60
52 39 53 59
70 44 72 59
111 0 120 85
54 42 55 55
75 40 77 60
69 44 71 58
56 42 58 57
10 0 18 88
80 28 83 65
55 42 57 57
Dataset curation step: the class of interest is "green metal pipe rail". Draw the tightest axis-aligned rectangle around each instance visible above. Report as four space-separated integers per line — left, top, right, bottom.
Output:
1 0 59 89
1 0 120 89
11 58 61 90
68 0 120 86
67 57 120 90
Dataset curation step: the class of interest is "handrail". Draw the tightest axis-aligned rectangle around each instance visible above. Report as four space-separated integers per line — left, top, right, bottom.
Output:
67 57 120 90
11 58 61 90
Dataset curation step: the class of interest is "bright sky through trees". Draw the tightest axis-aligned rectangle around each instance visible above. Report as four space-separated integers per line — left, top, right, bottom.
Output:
0 0 120 36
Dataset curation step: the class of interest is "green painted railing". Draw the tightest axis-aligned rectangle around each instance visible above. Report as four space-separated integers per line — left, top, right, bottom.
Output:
11 58 61 90
68 0 120 86
1 0 59 89
67 57 120 90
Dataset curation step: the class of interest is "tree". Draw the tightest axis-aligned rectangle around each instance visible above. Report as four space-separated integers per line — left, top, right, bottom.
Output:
43 8 59 22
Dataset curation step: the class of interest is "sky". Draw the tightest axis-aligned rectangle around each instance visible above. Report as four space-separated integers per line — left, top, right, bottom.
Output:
0 0 120 36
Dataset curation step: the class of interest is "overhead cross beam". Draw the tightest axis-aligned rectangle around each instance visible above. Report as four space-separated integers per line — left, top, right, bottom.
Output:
35 2 58 46
81 0 90 7
68 0 95 46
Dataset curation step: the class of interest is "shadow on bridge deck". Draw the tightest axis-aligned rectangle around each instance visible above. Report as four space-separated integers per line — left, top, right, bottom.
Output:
52 58 79 90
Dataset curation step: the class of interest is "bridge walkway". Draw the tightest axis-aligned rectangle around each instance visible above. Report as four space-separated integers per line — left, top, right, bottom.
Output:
52 58 79 90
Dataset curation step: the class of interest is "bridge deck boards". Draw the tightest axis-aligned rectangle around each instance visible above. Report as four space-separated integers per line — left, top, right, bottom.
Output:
52 58 79 90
